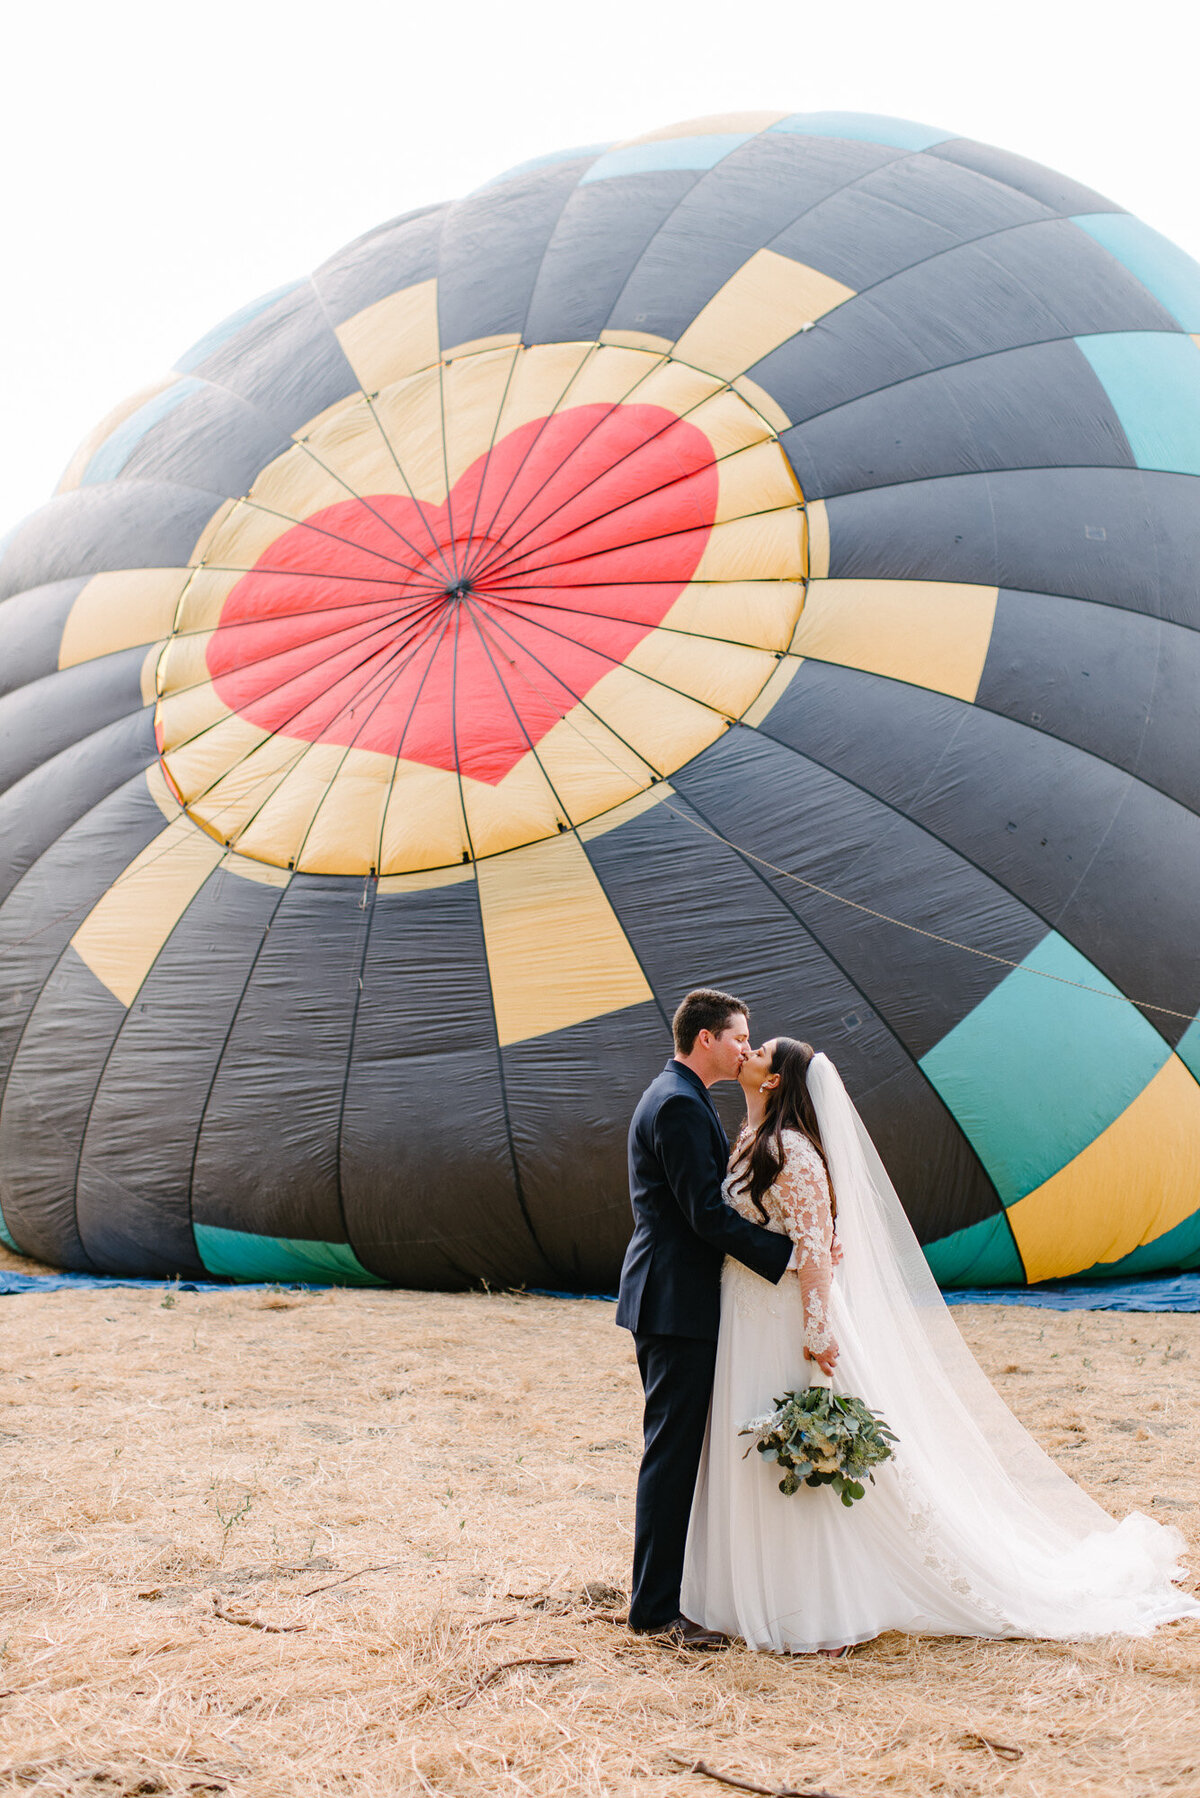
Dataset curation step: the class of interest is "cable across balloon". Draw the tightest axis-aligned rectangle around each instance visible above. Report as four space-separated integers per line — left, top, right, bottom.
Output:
1 110 1199 1289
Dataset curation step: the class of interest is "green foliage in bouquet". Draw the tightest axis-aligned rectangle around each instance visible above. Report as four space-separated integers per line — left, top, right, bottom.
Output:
740 1386 898 1506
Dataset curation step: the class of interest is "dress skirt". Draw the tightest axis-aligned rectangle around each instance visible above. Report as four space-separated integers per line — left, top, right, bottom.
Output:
682 1257 1196 1652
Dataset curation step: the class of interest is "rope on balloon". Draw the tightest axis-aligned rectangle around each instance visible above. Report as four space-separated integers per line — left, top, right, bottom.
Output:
654 794 1197 1025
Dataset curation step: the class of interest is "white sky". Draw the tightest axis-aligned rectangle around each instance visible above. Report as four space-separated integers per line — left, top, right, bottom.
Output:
3 0 1198 538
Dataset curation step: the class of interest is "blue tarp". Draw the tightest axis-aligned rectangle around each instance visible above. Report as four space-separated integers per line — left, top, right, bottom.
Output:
0 1271 327 1295
4 1270 1200 1310
942 1272 1200 1311
532 1277 1200 1312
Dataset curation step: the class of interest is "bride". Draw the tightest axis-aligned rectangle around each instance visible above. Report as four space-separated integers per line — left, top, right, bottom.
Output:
681 1037 1200 1653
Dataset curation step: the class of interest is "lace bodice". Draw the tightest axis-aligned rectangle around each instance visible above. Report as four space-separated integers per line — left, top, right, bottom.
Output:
724 1128 835 1355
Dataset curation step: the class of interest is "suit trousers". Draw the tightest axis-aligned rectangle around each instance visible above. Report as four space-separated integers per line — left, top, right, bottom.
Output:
629 1332 718 1631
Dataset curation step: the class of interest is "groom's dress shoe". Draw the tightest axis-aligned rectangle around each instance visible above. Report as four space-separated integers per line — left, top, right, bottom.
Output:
640 1614 731 1649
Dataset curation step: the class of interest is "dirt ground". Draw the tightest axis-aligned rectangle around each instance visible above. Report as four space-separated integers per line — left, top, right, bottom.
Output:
0 1241 1197 1797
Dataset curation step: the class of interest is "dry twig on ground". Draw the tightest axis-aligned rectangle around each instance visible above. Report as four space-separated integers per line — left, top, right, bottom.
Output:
209 1592 307 1633
667 1751 844 1796
455 1656 578 1708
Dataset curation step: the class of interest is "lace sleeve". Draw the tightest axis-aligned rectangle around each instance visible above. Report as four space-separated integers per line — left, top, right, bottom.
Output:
771 1132 835 1356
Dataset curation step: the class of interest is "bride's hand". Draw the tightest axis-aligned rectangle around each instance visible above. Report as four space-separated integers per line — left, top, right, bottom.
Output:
830 1235 844 1267
805 1341 839 1377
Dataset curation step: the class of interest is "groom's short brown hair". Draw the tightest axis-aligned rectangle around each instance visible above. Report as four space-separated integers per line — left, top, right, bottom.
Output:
672 987 749 1055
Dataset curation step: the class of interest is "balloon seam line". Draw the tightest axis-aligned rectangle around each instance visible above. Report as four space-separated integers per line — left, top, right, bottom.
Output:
332 875 377 1270
467 342 678 579
468 348 714 583
159 587 452 789
183 879 290 1270
462 342 609 564
475 590 741 721
287 431 460 583
455 344 526 566
280 599 460 873
69 859 229 1273
448 607 559 1278
461 598 664 782
465 605 671 1035
373 613 459 876
469 372 760 582
202 597 456 863
305 272 457 579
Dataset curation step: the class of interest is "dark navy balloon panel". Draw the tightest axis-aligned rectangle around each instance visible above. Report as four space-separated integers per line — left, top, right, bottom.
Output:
1 109 1198 1287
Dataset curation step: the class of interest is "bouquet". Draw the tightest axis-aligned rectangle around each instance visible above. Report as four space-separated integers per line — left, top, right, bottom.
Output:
740 1382 897 1506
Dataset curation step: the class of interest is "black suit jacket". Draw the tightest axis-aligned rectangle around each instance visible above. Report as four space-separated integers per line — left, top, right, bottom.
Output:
616 1059 793 1340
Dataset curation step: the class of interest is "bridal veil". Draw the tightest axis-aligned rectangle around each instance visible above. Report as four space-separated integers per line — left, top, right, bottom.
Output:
801 1052 1200 1639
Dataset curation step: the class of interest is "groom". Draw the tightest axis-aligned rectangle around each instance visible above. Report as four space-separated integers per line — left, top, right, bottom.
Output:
617 987 794 1644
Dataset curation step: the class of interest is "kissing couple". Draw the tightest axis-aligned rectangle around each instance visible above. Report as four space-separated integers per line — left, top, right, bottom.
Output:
617 987 1199 1654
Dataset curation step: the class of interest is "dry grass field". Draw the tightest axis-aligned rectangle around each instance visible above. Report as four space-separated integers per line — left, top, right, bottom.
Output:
0 1238 1198 1798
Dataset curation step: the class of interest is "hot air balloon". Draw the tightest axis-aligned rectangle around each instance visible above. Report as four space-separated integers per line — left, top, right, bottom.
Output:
2 109 1199 1289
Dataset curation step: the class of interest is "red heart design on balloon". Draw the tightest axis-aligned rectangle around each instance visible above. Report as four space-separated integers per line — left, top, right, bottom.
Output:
207 403 719 785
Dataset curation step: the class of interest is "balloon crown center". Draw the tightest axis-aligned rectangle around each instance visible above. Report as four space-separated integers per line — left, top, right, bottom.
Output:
445 578 473 599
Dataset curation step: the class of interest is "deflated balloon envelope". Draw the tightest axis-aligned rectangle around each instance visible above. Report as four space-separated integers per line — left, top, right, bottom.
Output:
2 109 1199 1290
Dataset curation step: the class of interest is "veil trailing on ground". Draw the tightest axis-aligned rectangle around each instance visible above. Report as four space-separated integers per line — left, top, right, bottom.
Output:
804 1053 1200 1636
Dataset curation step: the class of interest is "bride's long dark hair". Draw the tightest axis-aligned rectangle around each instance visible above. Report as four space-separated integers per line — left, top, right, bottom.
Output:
731 1037 836 1222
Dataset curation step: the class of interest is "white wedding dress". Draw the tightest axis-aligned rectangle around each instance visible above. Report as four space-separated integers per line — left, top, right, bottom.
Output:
682 1056 1200 1652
